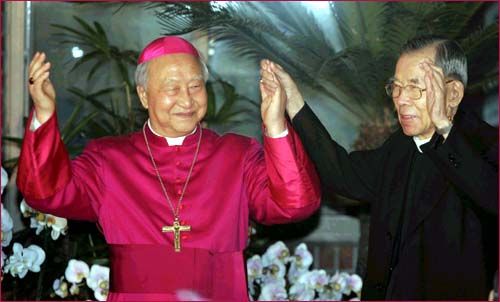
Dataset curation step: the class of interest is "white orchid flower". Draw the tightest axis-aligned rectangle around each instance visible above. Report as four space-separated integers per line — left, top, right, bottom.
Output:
346 273 363 294
293 243 313 269
87 264 110 290
4 242 46 278
289 282 315 301
287 261 306 285
262 259 286 284
46 215 68 240
318 287 343 301
1 203 13 247
65 259 90 283
262 241 290 266
247 255 263 280
24 244 46 272
30 217 45 235
247 254 263 296
93 279 110 301
1 167 8 194
330 271 348 294
19 199 35 217
53 276 69 298
258 279 287 301
302 269 329 292
86 264 110 301
69 282 80 295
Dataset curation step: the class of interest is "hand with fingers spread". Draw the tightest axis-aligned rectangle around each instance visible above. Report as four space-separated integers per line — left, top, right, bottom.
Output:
420 58 451 131
259 60 286 136
261 60 305 120
28 52 56 124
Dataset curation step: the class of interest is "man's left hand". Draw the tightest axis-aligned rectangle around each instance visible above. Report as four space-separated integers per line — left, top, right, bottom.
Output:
259 61 286 136
421 59 451 130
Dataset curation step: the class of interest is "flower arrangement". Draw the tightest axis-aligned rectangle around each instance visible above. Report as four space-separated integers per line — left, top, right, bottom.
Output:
20 200 68 240
1 167 110 301
247 241 362 301
2 169 46 279
52 259 110 301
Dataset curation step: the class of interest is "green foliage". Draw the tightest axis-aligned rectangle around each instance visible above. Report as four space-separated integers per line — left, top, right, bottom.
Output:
151 2 498 125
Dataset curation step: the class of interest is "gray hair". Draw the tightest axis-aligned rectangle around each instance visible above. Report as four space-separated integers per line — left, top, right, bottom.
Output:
134 57 210 88
400 35 468 87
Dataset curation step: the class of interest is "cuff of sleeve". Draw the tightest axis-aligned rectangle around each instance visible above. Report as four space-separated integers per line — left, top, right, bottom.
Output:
265 126 289 139
30 114 42 131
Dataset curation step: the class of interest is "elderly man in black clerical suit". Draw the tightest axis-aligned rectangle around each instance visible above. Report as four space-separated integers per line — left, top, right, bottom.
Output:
260 35 498 300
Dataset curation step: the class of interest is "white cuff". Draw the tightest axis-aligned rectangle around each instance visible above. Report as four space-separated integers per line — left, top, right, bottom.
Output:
30 115 42 131
266 127 289 138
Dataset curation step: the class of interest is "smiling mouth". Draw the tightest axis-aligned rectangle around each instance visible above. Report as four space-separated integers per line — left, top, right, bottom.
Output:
400 114 417 120
175 112 195 118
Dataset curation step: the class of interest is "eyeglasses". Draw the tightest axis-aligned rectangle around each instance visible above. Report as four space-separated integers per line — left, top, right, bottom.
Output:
385 80 454 100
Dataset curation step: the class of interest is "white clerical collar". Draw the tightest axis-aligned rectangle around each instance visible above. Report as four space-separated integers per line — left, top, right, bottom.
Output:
413 135 432 153
147 119 196 146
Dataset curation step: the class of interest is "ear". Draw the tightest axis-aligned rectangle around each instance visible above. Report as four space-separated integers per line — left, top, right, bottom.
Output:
446 80 464 109
136 85 149 109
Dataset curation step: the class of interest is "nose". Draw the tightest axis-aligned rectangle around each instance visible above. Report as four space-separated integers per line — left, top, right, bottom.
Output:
177 88 194 108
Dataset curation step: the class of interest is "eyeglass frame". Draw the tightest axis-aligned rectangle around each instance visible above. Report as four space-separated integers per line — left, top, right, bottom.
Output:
385 79 454 100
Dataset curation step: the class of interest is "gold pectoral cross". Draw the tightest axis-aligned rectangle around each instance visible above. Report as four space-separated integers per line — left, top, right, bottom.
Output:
162 217 191 252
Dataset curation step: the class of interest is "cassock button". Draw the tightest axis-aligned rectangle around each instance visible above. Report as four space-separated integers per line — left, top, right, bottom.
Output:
175 161 181 167
175 177 181 183
179 204 185 210
177 189 182 195
181 234 189 240
176 146 180 152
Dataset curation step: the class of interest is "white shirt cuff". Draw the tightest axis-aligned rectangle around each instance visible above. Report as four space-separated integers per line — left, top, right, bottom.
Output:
266 127 289 138
30 115 42 131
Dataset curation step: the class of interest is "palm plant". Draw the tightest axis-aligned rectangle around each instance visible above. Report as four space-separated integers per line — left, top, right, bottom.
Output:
149 2 498 128
52 16 144 137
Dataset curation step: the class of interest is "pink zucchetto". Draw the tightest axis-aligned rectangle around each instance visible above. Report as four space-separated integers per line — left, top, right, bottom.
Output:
137 36 199 65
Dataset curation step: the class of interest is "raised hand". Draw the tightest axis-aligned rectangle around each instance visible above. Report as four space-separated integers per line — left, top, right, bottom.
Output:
261 60 305 120
420 58 450 130
28 52 56 123
259 60 286 136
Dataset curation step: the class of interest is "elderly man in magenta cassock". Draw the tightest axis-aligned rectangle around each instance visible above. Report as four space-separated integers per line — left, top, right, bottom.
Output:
17 36 321 301
261 35 498 300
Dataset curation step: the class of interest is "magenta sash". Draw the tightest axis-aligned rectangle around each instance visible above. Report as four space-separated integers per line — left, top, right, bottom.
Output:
109 244 246 299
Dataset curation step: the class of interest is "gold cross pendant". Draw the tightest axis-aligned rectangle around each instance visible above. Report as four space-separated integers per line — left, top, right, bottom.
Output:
162 217 191 252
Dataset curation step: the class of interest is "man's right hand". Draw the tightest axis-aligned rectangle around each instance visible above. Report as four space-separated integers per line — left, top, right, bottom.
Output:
28 52 56 124
260 60 305 120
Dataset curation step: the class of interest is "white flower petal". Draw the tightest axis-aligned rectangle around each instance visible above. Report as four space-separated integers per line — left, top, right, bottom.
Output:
258 280 287 301
65 259 90 283
1 167 8 194
87 264 110 290
262 241 289 266
20 199 34 217
348 274 363 292
25 244 46 268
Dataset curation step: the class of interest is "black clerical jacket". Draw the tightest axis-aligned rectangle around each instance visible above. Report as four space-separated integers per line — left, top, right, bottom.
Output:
292 103 498 300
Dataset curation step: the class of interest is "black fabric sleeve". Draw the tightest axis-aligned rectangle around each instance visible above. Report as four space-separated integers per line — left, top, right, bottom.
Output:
291 103 383 203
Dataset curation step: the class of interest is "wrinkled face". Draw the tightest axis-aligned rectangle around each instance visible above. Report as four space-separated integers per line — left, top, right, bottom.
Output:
393 46 436 139
137 53 207 137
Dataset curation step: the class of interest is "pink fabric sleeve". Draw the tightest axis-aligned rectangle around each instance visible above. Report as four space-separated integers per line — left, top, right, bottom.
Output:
17 110 101 221
246 122 321 224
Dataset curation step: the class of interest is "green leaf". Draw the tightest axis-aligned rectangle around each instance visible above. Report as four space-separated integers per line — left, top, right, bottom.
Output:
69 50 101 73
63 111 100 144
